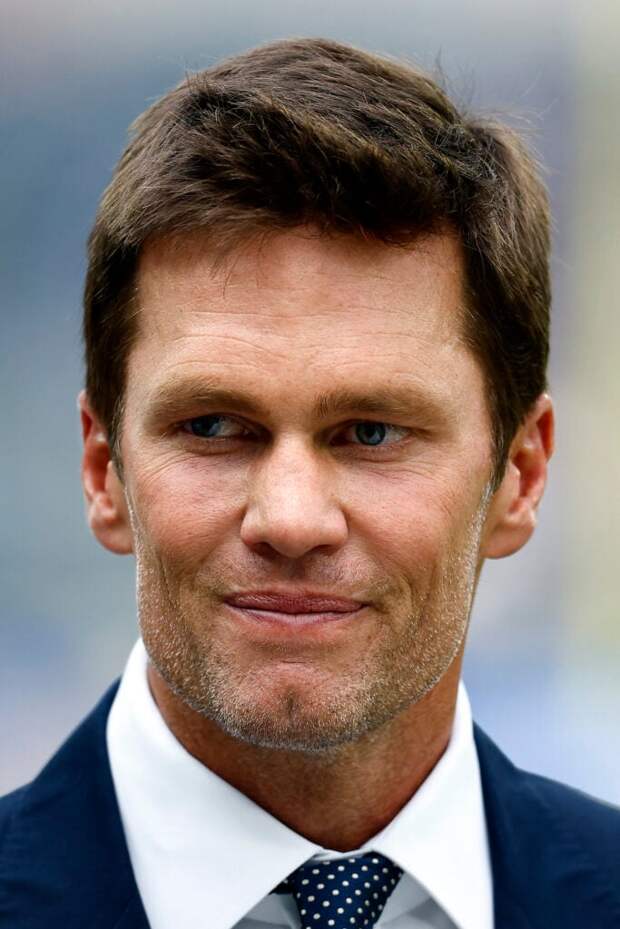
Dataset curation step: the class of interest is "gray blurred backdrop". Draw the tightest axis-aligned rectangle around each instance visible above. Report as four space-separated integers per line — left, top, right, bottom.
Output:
2 0 619 799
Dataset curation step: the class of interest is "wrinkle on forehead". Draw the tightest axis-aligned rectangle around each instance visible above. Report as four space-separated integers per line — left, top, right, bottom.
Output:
136 225 467 345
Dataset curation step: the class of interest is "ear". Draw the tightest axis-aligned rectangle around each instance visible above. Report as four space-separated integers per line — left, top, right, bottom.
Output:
79 390 133 555
481 394 554 560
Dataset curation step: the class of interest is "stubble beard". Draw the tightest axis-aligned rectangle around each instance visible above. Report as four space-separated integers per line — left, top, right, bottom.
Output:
133 497 490 756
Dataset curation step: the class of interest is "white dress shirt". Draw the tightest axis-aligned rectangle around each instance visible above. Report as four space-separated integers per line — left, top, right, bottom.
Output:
107 640 493 929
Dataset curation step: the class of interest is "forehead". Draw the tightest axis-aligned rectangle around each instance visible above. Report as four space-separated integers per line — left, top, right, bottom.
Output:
136 226 466 330
128 227 481 417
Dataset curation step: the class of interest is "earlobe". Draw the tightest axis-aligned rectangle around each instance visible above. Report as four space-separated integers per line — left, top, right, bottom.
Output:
481 394 554 560
79 390 133 555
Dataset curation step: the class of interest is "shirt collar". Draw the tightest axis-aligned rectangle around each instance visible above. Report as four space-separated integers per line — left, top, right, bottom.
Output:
107 640 492 929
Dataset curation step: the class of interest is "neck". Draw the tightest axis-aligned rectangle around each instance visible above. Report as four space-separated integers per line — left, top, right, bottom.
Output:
147 656 462 852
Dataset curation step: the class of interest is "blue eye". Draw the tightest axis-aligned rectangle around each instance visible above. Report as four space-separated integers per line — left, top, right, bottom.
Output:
354 422 388 445
183 415 245 438
347 422 408 446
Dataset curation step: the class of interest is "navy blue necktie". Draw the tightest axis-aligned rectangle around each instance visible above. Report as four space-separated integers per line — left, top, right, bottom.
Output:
277 851 403 929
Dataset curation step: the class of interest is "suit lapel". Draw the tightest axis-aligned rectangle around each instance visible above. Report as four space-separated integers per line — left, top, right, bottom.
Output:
473 726 536 928
1 682 149 929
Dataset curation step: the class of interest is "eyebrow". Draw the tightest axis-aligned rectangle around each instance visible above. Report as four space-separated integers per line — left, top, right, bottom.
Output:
146 376 446 425
313 387 442 422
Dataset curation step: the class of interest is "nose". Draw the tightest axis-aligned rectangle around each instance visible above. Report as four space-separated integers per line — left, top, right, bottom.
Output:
240 436 348 559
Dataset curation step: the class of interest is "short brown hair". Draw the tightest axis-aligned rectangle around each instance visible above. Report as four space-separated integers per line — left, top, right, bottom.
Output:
83 37 550 483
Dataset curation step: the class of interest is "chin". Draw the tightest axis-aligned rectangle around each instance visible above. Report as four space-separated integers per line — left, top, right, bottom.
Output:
197 689 387 755
179 654 426 754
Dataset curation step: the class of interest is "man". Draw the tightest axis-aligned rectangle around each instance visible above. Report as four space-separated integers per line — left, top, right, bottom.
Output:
1 36 618 929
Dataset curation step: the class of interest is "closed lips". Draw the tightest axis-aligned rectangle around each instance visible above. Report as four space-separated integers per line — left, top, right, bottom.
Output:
225 593 364 613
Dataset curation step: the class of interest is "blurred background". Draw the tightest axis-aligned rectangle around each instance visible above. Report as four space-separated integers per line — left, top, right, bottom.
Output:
2 0 619 800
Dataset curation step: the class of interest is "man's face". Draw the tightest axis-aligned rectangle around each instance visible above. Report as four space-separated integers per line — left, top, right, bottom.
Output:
118 228 495 752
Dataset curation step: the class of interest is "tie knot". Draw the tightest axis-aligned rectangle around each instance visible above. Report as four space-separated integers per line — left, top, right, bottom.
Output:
280 851 403 929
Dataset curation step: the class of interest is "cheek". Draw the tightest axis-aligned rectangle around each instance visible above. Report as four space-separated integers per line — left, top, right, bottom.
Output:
346 469 463 577
127 455 246 563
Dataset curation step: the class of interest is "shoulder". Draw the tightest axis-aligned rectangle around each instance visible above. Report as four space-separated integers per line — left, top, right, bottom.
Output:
474 722 620 921
474 723 620 842
0 682 145 929
514 762 620 869
0 784 29 855
523 762 620 823
0 683 117 866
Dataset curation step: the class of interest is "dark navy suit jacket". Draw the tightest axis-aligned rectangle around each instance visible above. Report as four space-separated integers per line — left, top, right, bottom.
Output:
1 683 619 928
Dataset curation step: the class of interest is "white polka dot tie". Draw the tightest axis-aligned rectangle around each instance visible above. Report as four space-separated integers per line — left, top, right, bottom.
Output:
278 852 403 929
